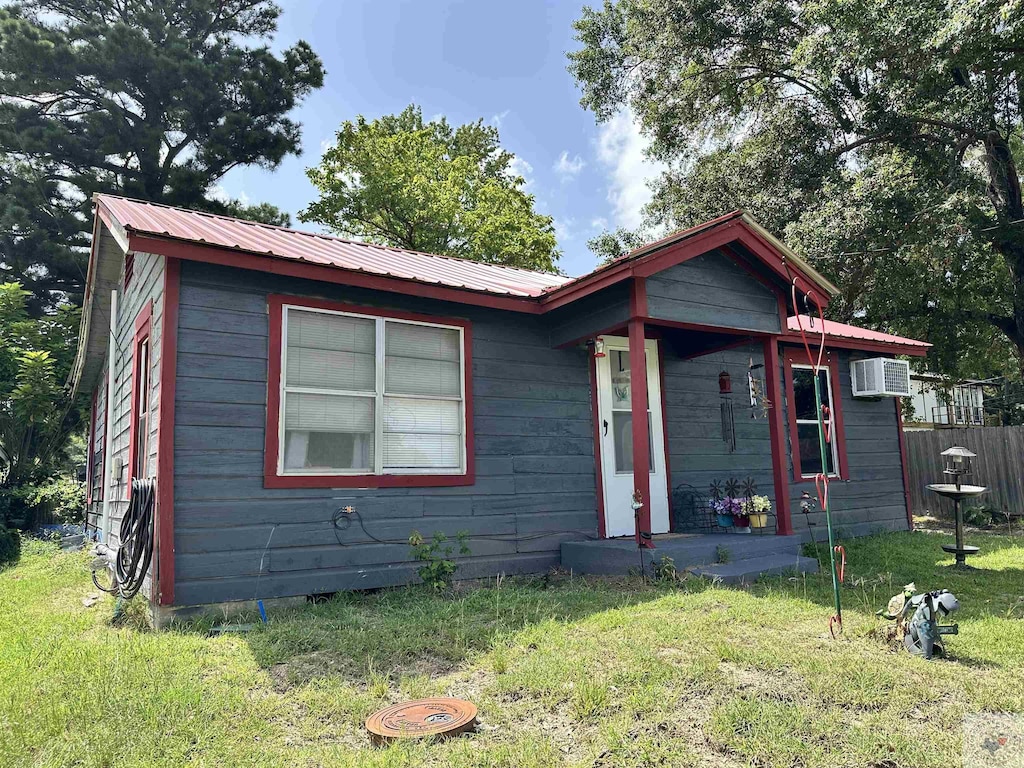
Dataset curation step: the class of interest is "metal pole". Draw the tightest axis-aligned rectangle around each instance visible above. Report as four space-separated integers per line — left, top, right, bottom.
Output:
813 374 843 625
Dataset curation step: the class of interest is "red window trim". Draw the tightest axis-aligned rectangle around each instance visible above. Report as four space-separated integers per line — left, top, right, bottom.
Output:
264 294 475 489
127 301 153 489
86 385 98 505
782 346 848 483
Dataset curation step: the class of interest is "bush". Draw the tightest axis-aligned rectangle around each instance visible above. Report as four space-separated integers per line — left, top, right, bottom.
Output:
0 526 21 568
24 476 86 526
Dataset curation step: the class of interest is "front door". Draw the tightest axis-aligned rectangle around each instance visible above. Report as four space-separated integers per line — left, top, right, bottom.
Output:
595 336 670 538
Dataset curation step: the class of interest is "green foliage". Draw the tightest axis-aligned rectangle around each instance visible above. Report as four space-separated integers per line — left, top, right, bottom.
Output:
715 545 731 565
0 0 323 313
408 529 471 591
0 282 82 491
569 0 1024 378
302 104 561 272
651 554 678 582
0 525 20 568
19 475 85 527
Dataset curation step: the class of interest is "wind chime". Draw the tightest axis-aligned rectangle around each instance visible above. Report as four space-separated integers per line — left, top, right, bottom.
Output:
790 276 846 638
719 370 736 453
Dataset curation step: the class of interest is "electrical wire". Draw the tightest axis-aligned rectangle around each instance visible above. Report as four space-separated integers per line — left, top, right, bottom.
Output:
92 478 155 599
328 506 600 549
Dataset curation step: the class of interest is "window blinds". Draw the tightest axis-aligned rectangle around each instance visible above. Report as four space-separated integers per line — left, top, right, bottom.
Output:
280 307 464 474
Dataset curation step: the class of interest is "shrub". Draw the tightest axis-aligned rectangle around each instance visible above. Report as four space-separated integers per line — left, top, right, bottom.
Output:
23 476 86 526
0 526 21 568
408 530 470 590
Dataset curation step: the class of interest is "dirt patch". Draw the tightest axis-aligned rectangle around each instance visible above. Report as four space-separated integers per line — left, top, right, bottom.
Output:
719 661 810 705
268 650 459 692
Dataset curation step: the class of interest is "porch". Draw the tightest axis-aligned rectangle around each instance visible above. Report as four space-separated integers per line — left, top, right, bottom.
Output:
561 531 819 583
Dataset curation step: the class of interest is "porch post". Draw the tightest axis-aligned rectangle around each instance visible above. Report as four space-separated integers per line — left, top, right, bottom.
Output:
628 314 653 548
763 337 794 535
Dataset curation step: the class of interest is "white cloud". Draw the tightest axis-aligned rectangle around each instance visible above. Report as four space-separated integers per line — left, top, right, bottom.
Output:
508 155 534 188
590 217 609 232
554 216 577 243
553 150 585 181
491 109 510 127
595 110 666 230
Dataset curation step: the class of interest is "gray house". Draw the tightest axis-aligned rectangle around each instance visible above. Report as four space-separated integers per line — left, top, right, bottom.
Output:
73 195 929 618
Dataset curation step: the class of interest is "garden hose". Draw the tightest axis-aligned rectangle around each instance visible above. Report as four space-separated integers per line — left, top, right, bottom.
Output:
92 478 155 600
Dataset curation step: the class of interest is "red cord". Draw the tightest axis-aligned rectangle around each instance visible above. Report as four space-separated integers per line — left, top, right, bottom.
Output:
834 545 846 583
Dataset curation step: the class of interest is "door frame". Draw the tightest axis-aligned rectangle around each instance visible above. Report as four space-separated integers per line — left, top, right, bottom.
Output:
590 333 672 539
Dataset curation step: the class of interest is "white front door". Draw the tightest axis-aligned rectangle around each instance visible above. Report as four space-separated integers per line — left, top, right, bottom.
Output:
595 336 670 538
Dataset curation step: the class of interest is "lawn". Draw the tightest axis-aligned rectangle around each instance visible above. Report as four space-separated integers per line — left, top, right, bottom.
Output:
1 530 1022 768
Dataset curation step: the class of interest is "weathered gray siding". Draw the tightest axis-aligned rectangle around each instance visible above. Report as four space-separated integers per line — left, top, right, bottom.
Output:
663 344 777 526
85 250 166 598
663 344 909 537
782 349 909 537
546 283 631 347
647 251 781 334
85 366 107 530
172 262 598 605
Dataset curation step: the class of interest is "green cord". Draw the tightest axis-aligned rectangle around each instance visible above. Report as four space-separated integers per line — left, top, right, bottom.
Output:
813 374 843 627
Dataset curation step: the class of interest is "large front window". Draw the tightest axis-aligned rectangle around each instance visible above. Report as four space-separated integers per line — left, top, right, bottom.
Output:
274 301 468 480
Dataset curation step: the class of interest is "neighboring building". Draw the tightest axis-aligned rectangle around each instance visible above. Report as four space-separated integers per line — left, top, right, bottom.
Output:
904 369 987 431
72 196 930 619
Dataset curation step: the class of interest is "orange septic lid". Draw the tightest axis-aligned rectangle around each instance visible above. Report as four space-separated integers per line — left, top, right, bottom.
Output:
365 697 478 744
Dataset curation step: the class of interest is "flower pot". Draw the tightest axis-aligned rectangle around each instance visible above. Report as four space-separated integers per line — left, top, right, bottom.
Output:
749 513 769 529
734 514 750 528
716 513 733 528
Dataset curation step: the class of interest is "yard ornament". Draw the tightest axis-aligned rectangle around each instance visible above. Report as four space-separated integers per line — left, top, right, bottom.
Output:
878 585 960 659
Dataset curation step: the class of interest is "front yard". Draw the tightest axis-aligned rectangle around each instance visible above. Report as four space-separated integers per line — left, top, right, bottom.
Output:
1 530 1022 767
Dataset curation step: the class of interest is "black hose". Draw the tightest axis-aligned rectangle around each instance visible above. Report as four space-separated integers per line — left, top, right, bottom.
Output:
93 478 155 599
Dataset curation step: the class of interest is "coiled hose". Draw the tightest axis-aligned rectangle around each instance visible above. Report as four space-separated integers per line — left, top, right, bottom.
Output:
93 478 155 600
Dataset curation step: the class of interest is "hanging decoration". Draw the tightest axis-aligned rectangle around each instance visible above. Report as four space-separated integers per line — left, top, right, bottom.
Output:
747 358 770 418
789 274 846 638
719 369 736 452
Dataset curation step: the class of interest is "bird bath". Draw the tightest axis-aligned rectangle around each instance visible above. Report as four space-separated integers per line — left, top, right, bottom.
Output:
926 483 987 566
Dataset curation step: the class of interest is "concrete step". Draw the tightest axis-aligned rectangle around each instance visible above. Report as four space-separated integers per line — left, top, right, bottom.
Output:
690 553 820 584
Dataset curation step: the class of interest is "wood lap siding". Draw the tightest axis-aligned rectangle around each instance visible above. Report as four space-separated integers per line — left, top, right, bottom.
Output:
97 250 165 599
646 251 782 333
172 262 598 606
781 349 909 536
662 344 777 516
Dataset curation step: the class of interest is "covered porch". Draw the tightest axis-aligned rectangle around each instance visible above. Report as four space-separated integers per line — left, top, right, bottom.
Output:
542 215 834 552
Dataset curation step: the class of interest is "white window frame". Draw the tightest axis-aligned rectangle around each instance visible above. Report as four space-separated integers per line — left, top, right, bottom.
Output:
277 303 467 477
792 363 840 479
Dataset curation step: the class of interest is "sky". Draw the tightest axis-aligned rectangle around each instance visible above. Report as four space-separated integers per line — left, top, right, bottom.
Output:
216 0 664 279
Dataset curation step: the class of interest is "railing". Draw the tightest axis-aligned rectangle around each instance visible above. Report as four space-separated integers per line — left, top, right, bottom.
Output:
931 405 985 427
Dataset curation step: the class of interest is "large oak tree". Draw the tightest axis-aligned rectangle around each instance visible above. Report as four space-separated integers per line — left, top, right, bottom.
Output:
570 0 1024 377
0 0 324 314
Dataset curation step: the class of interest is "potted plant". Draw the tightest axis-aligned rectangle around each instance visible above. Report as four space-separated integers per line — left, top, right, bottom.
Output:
732 495 751 534
709 497 733 528
743 495 773 529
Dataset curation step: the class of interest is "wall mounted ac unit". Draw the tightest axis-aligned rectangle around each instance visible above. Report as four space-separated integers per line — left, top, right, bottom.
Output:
851 357 911 397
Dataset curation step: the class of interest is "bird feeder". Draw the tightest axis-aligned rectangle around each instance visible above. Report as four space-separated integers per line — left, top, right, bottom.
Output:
927 446 986 567
941 446 975 490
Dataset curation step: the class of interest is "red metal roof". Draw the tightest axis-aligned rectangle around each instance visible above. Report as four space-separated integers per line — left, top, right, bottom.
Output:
96 195 572 298
787 315 930 349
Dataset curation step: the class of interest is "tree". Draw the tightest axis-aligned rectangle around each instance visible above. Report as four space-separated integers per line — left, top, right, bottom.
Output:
0 0 323 313
569 0 1024 377
0 282 81 492
302 105 561 272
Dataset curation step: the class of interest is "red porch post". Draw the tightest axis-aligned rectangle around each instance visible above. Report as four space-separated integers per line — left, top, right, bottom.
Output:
628 315 653 547
763 337 793 535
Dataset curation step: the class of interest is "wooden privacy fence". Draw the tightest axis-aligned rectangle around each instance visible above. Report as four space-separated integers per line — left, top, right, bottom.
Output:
905 426 1024 517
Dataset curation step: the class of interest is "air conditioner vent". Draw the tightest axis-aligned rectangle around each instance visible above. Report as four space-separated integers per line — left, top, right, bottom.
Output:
851 358 910 397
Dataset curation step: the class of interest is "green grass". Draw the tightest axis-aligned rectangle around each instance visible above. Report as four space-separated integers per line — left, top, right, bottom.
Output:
1 530 1022 767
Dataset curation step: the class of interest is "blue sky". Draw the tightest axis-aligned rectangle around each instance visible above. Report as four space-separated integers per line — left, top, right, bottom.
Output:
216 0 664 278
